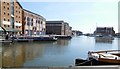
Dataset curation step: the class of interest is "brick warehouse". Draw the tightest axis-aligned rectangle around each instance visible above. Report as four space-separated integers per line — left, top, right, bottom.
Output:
0 0 46 36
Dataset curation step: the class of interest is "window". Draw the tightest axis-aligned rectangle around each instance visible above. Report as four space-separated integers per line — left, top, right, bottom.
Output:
35 27 37 30
4 25 6 27
8 13 9 15
27 17 29 21
16 10 17 12
7 3 9 5
38 20 40 24
16 21 18 23
42 28 44 31
4 12 5 15
27 22 29 26
3 2 5 3
4 18 6 21
19 26 21 28
31 23 33 26
16 16 17 18
19 21 20 23
4 6 5 9
41 21 43 24
16 6 17 8
19 11 20 13
8 19 10 21
19 16 20 18
16 26 18 28
7 7 9 10
31 19 33 21
8 25 9 27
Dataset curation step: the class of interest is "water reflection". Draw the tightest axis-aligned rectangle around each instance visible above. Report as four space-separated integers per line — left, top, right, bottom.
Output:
2 39 70 67
0 45 2 67
2 42 46 68
56 39 70 46
43 39 70 56
2 43 25 67
118 38 120 50
95 37 113 43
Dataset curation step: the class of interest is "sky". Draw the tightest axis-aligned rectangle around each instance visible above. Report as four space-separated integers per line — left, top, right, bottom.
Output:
18 0 119 34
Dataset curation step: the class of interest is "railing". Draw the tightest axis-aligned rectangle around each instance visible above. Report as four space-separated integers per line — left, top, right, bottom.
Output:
91 50 120 53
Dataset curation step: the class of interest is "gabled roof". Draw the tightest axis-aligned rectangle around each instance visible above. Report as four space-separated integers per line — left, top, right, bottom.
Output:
23 9 46 20
16 0 23 9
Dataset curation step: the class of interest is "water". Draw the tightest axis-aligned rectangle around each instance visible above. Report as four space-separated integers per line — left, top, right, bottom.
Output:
1 36 119 67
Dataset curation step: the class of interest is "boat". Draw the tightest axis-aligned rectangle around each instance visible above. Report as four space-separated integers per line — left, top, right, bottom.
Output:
0 39 12 43
75 50 120 66
33 36 57 41
13 35 57 42
14 38 33 42
53 35 72 39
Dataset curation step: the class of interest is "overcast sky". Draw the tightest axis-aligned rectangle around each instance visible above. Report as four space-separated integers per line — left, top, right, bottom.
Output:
18 0 119 33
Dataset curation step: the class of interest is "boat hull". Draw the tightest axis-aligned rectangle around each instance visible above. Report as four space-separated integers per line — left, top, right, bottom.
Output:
98 58 120 64
13 36 57 42
75 50 120 66
75 58 120 66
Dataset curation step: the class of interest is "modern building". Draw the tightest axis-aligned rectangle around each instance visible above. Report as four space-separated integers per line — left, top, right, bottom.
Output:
72 30 82 36
46 21 72 35
0 0 23 34
22 9 46 36
46 21 65 35
94 27 115 36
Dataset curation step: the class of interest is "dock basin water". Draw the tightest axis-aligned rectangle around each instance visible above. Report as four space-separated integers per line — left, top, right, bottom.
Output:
1 36 119 67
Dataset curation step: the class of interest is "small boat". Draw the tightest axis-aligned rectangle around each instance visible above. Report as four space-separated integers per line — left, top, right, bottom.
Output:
75 50 120 66
0 39 12 43
89 50 120 64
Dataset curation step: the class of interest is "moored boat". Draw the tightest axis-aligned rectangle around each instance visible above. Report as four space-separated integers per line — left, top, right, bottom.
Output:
13 35 57 42
75 50 120 66
53 35 72 39
33 36 57 41
0 39 12 43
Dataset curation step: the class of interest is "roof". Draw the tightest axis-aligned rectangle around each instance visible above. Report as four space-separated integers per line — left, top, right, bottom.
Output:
16 0 23 9
46 21 64 23
97 27 113 29
64 22 69 24
23 9 46 20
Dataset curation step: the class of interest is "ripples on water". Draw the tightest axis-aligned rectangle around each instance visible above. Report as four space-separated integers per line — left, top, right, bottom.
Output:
1 36 119 67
